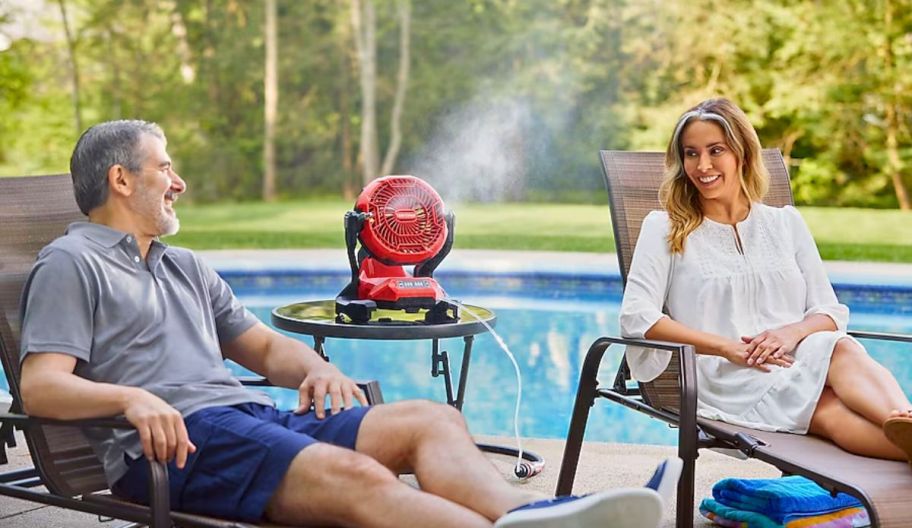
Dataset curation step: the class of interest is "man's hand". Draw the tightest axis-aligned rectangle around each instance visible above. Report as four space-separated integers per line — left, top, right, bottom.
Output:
21 353 196 469
123 389 196 469
723 341 794 372
223 323 370 418
295 362 369 418
741 327 802 366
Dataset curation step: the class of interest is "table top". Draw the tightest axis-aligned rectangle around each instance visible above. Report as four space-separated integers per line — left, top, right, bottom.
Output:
272 299 496 340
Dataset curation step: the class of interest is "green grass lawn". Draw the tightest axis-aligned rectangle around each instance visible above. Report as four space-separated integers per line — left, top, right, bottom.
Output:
167 199 912 263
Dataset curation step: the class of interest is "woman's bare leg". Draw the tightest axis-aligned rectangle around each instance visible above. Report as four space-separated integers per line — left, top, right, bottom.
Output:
824 338 912 425
809 388 905 460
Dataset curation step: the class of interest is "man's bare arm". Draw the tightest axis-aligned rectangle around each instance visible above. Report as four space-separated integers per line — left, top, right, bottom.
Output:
222 322 368 417
20 353 195 468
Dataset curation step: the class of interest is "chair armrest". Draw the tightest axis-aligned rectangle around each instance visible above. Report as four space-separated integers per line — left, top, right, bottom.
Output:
583 335 696 413
596 335 698 421
0 411 171 527
237 375 271 386
237 376 384 405
0 411 133 430
848 330 912 345
0 411 133 466
589 335 694 353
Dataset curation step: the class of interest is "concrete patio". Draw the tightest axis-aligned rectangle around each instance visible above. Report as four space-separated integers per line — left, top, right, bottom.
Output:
0 429 780 527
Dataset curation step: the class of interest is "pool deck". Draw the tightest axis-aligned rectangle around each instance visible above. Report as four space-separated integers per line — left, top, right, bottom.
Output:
2 249 908 527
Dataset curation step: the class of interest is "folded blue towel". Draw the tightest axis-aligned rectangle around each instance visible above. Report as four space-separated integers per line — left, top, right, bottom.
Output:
713 476 861 523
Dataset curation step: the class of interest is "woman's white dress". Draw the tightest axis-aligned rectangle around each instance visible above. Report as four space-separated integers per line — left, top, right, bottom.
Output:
619 203 852 433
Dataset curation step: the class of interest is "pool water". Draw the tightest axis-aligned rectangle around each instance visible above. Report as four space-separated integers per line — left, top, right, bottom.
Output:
234 283 912 447
4 270 910 448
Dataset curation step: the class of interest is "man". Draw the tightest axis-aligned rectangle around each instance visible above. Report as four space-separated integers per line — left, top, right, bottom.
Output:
19 120 676 528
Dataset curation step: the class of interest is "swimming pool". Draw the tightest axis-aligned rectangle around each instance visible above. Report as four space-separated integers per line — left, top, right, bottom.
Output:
223 263 912 447
3 252 910 447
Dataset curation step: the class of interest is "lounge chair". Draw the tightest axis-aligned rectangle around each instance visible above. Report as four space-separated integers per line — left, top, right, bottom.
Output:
555 150 912 527
0 174 380 527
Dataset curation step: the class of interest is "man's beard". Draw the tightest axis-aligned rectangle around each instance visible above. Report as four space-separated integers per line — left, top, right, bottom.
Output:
133 182 180 237
160 214 180 237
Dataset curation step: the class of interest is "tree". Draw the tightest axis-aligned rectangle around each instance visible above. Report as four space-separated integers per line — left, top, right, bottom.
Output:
350 0 378 183
379 0 410 177
2 0 910 208
350 0 411 184
879 0 910 210
263 0 278 201
56 0 82 134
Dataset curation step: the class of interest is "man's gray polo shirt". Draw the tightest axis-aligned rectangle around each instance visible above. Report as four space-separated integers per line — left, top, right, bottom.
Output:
19 222 274 485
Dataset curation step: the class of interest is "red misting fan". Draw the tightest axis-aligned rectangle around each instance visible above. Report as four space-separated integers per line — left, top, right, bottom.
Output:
335 175 458 324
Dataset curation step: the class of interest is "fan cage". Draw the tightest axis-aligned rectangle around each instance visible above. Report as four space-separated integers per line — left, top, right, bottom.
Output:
358 176 447 262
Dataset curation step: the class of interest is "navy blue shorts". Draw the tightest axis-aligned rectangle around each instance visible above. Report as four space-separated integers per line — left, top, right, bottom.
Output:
112 402 372 522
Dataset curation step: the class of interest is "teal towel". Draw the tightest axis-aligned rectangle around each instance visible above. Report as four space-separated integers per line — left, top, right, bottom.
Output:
713 476 861 523
700 498 782 527
700 498 870 528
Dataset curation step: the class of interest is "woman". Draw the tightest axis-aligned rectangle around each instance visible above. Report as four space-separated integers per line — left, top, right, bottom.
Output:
619 97 912 462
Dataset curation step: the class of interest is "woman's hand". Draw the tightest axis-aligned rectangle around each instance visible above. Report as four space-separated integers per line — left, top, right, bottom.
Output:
723 341 794 372
741 327 802 367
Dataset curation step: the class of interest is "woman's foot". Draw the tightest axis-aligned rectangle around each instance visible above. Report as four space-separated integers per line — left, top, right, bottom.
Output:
883 409 912 466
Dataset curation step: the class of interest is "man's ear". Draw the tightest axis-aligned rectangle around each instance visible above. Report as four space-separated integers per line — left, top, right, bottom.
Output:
107 164 134 198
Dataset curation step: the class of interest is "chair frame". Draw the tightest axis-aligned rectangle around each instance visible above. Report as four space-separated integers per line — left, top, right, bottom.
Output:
555 150 912 528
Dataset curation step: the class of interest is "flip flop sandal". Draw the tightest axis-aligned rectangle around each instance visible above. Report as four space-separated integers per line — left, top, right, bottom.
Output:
883 416 912 467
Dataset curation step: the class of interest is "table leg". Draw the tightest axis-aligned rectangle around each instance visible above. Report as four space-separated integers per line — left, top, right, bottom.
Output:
454 335 474 411
430 336 475 411
312 336 328 361
430 339 456 408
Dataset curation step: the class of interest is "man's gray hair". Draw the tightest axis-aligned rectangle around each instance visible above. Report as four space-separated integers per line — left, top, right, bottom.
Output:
69 120 165 215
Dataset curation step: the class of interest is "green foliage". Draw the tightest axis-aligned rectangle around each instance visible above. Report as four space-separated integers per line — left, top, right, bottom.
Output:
0 36 74 174
1 0 911 209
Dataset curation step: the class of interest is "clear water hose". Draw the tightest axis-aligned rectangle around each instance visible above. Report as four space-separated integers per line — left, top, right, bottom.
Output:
448 299 543 479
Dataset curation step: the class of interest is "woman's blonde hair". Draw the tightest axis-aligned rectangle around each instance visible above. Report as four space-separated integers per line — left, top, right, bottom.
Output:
659 98 769 253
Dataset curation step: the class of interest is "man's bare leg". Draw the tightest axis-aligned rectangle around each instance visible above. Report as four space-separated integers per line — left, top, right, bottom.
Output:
264 442 494 528
354 400 542 521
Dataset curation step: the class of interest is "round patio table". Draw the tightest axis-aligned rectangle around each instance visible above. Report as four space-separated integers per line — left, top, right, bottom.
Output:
272 299 495 410
271 299 543 475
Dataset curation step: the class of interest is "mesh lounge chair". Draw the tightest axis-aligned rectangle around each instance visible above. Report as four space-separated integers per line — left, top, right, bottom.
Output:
555 150 912 527
0 174 380 527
